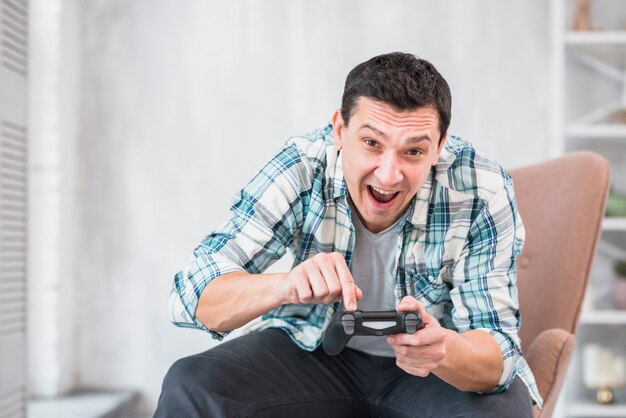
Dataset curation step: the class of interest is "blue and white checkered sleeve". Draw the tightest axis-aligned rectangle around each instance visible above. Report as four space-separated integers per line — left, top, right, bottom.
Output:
449 177 525 394
168 143 311 338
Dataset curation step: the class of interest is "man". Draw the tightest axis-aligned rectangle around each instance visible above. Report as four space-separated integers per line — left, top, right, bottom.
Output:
155 52 542 418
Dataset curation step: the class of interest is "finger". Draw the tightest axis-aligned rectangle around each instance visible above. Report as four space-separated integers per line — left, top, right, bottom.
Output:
316 258 343 302
333 255 358 311
392 344 446 370
396 362 433 378
355 286 363 301
388 332 422 347
388 326 446 347
304 265 330 301
397 295 423 311
295 276 313 303
397 296 432 324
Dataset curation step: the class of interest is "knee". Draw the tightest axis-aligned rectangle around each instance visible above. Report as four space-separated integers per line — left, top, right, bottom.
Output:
155 356 205 417
447 391 532 418
429 389 532 418
156 350 256 418
162 356 196 392
162 353 222 394
159 357 194 404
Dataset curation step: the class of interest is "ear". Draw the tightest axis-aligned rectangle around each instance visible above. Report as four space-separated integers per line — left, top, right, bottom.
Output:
433 132 448 166
331 109 345 151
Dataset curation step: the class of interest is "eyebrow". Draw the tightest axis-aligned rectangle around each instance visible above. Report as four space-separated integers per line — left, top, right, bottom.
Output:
407 135 432 144
359 124 387 138
358 124 432 144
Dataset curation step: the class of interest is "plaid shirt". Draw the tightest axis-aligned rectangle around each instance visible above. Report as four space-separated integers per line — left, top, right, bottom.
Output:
169 125 542 407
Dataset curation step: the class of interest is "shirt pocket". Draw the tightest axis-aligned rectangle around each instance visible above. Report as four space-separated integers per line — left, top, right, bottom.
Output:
404 266 450 306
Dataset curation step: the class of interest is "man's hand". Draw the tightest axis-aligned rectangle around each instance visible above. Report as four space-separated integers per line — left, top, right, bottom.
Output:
278 252 363 310
387 295 447 377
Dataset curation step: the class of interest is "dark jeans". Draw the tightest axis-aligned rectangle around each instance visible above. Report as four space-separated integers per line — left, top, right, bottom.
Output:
154 328 533 418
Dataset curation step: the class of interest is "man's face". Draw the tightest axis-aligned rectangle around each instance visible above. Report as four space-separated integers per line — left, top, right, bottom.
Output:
332 97 447 234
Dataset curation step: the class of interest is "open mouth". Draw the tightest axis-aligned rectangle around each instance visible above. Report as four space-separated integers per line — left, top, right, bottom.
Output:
368 186 400 204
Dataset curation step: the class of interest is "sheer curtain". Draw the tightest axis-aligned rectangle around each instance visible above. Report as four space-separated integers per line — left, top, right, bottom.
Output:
0 1 28 416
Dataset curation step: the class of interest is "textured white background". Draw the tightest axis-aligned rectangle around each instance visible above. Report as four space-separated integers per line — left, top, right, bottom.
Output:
30 0 554 414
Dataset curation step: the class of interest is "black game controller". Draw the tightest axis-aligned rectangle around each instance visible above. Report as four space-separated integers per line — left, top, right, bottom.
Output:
322 309 424 355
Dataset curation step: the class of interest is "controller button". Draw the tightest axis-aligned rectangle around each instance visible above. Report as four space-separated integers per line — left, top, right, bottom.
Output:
405 313 419 334
341 314 355 335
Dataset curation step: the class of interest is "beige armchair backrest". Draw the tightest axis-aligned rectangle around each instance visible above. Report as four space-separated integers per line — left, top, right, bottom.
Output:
510 152 611 418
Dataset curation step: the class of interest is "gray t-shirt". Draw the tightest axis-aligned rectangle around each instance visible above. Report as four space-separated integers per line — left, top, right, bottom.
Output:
345 203 404 357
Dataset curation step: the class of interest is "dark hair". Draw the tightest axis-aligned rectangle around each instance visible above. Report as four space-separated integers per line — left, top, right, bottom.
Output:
341 52 451 143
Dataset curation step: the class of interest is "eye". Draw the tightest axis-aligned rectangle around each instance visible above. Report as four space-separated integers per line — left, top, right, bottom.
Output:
407 149 423 156
364 139 378 147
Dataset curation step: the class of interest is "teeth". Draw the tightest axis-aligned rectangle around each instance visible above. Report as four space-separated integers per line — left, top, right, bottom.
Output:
371 186 397 195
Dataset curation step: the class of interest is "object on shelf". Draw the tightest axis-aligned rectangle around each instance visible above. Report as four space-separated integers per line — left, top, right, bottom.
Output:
606 191 626 217
605 108 626 124
614 260 626 310
571 0 593 31
596 387 615 404
583 344 626 404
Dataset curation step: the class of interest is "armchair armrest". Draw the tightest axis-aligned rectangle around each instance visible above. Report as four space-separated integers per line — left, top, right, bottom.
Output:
525 328 576 418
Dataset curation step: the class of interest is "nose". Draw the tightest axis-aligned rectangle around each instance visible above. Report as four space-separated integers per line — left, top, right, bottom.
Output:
374 152 403 186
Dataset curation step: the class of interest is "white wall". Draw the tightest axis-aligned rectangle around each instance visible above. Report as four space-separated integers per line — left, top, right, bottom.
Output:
33 0 553 414
28 0 82 396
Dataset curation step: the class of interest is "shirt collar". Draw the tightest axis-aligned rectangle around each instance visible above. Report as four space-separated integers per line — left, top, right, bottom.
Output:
331 149 348 200
407 168 434 231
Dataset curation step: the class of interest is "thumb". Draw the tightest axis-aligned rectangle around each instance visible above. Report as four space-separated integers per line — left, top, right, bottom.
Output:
397 295 433 326
397 295 428 315
397 295 420 310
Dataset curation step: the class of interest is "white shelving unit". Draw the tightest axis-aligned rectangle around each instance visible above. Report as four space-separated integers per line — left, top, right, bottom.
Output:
565 31 626 44
581 310 626 325
554 1 626 417
565 403 626 417
603 217 626 231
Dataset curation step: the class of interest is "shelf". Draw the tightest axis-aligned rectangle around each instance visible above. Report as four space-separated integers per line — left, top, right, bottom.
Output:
603 218 626 231
580 310 626 325
558 2 626 418
566 402 626 417
565 31 626 45
566 124 626 139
